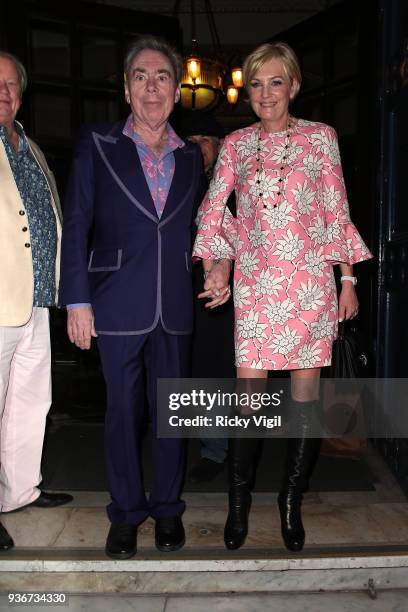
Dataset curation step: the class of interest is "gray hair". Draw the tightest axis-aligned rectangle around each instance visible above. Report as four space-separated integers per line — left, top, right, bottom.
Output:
124 35 182 84
0 51 27 97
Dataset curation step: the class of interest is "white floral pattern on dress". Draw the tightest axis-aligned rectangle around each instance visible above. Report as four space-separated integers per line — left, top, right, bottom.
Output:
208 175 229 200
239 193 252 218
249 170 280 199
300 247 326 277
238 251 260 277
236 310 268 341
253 269 285 297
262 200 294 230
235 158 253 185
249 219 271 248
273 229 304 261
269 325 302 354
323 185 341 212
271 141 303 164
292 341 323 368
302 154 324 181
296 279 325 311
209 234 234 259
192 119 373 370
235 339 250 365
310 312 334 339
291 181 316 214
234 129 263 157
308 216 327 244
263 297 295 325
234 278 252 309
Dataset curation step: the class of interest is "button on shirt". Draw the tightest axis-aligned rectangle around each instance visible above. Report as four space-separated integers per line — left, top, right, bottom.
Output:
122 115 185 218
0 124 57 306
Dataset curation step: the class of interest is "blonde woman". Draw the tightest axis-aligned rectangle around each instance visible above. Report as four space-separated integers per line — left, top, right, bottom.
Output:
193 42 372 551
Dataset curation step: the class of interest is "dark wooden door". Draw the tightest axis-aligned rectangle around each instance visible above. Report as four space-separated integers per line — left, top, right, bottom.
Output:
269 0 378 372
374 0 408 492
269 0 408 493
376 0 408 378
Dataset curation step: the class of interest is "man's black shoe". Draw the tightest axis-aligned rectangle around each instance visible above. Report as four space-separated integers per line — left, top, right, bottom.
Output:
3 492 74 513
188 458 224 483
0 522 14 550
155 516 185 552
28 492 73 508
105 523 137 560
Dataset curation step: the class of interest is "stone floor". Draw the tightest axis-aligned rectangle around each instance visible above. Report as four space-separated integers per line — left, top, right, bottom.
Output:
0 444 407 609
2 442 407 553
2 490 408 552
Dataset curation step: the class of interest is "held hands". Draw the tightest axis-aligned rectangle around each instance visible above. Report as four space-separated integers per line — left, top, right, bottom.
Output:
198 259 231 309
338 282 359 322
67 306 98 350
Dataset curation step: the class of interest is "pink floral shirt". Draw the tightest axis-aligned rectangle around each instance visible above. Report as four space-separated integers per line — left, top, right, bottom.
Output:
123 115 185 217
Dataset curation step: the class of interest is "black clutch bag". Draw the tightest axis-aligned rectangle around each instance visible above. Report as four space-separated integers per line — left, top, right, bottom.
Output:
321 320 369 459
329 320 368 378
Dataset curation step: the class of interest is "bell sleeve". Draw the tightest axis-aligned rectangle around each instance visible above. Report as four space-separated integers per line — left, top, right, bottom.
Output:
192 135 237 260
321 126 373 265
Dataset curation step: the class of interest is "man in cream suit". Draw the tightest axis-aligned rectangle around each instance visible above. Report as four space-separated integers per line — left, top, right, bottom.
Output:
0 51 72 550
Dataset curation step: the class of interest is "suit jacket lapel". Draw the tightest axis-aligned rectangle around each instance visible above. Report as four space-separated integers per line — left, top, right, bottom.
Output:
160 146 196 224
92 128 158 222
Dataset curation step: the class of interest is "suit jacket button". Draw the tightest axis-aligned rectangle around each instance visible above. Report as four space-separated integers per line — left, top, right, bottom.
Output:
25 243 31 248
22 227 28 232
19 210 25 215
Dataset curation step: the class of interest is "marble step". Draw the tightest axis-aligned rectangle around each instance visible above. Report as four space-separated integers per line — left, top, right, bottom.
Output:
2 548 408 594
2 491 408 594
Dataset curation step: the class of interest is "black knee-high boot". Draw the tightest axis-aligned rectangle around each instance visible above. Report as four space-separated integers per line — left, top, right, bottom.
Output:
224 436 260 550
278 400 321 552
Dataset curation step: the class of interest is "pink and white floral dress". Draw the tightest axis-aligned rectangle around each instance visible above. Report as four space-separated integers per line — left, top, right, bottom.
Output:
192 119 372 370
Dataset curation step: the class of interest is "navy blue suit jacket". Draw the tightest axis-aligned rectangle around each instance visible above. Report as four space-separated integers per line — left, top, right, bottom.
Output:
59 120 203 335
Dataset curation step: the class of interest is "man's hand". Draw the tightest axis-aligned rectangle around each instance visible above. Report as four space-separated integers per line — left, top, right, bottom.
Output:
198 259 231 309
67 306 97 350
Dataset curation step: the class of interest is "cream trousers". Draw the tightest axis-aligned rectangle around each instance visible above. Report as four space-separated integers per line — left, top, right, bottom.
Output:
0 307 51 512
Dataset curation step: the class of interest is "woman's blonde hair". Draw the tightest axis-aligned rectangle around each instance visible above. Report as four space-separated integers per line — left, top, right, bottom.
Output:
243 42 301 99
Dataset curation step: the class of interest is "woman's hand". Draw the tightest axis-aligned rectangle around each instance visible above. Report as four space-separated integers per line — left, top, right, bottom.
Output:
338 282 359 321
198 259 231 308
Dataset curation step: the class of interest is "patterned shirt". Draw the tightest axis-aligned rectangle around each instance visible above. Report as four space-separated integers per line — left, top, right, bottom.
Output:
0 123 57 307
122 114 185 217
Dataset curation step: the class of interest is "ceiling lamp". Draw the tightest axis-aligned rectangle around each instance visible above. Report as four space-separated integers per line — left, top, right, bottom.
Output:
187 57 201 81
181 58 225 110
231 68 244 89
175 0 226 110
226 86 239 105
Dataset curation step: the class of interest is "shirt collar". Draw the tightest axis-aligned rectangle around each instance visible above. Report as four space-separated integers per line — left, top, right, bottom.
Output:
122 114 185 155
0 120 28 153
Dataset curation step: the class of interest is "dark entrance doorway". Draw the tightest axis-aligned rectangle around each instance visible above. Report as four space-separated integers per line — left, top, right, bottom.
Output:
374 0 408 492
269 0 408 494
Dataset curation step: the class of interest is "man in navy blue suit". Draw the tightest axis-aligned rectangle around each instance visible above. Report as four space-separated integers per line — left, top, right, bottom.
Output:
59 36 229 559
